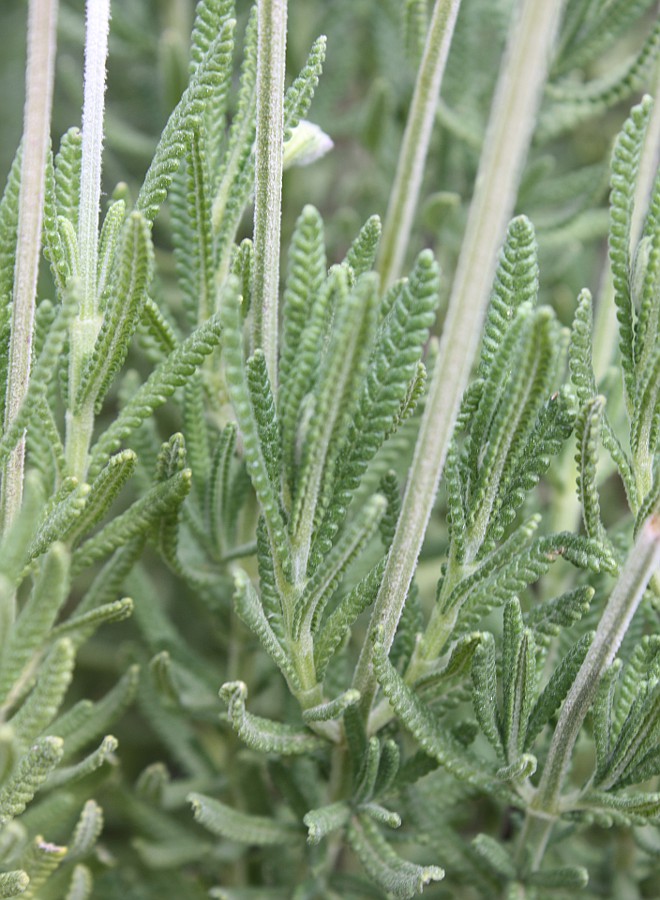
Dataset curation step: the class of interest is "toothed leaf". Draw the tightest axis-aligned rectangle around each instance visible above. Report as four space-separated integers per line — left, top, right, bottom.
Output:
304 802 351 844
0 737 63 826
90 314 221 476
608 96 652 407
189 792 300 845
525 631 594 749
347 813 443 900
220 681 326 755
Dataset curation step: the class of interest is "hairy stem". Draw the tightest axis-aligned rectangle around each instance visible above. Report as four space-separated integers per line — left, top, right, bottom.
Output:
0 0 59 533
354 0 567 718
77 0 111 318
252 0 287 392
377 0 461 289
531 510 660 817
65 0 111 480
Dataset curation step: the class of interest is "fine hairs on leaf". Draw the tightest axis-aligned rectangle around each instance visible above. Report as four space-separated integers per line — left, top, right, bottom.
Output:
0 0 659 897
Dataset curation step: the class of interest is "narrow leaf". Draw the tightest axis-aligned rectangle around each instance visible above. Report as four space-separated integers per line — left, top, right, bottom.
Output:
76 211 154 413
347 813 443 900
90 315 222 477
0 737 63 826
608 96 652 408
189 792 300 845
220 681 326 755
304 802 351 844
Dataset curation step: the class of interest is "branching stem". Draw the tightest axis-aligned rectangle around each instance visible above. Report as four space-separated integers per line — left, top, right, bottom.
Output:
252 0 287 392
353 0 567 718
0 0 59 533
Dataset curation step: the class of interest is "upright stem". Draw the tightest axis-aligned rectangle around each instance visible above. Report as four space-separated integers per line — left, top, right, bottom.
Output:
252 0 287 393
65 0 111 480
78 0 111 318
354 0 567 719
377 0 461 289
0 0 59 533
532 511 660 816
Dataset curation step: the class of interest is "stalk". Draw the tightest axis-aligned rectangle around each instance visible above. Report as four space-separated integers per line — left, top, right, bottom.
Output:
532 511 660 815
377 0 461 289
65 0 111 480
77 0 110 318
509 510 660 883
0 0 59 533
252 0 287 392
354 0 567 719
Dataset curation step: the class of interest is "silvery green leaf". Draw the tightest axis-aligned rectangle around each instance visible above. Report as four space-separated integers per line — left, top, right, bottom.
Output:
0 737 63 826
347 813 443 900
65 865 93 900
220 681 326 755
304 802 351 844
189 792 301 845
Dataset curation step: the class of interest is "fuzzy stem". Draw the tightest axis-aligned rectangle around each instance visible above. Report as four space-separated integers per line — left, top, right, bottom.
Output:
77 0 111 318
0 0 59 533
252 0 287 392
353 0 567 717
65 0 111 480
531 510 660 816
377 0 461 289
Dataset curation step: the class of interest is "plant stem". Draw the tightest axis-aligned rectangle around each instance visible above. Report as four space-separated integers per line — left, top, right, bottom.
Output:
252 0 287 392
530 510 660 817
77 0 111 319
0 0 59 533
65 0 111 480
377 0 461 289
354 0 567 719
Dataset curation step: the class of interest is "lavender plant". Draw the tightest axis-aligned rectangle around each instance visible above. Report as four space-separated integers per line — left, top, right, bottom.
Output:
0 0 658 897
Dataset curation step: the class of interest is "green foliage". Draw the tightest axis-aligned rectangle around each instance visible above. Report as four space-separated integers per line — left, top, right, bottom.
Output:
347 814 443 899
75 211 154 414
0 0 658 896
136 12 236 224
88 314 222 477
612 104 651 376
188 793 301 845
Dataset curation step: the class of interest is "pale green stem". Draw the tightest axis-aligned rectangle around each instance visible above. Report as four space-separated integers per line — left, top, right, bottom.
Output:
354 0 567 718
0 0 59 534
530 509 660 817
506 512 660 890
65 0 111 480
377 0 461 289
252 0 287 392
77 0 110 318
509 810 555 888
